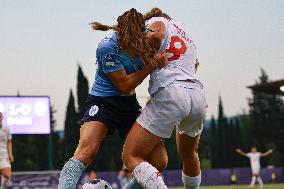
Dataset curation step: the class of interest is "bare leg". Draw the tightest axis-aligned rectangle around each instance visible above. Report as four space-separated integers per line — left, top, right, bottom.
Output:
122 122 167 189
147 141 168 172
74 121 108 166
125 141 168 189
249 174 257 188
176 133 201 189
58 121 108 189
176 133 200 176
0 167 11 189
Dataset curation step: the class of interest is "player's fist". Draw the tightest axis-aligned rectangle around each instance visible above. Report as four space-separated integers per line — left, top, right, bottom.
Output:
268 149 273 153
9 154 14 163
236 149 242 153
154 51 168 68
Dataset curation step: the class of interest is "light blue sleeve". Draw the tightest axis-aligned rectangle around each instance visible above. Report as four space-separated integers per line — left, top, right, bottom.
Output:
97 46 125 73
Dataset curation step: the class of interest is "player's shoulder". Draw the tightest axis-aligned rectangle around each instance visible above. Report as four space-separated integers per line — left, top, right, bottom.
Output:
246 152 252 156
1 126 10 133
96 32 118 55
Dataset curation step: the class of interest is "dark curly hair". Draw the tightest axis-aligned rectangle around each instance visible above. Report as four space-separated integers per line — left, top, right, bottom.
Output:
90 8 157 65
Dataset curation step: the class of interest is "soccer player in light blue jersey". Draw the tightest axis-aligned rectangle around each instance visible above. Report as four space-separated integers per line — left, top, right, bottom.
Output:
57 8 168 189
123 8 208 189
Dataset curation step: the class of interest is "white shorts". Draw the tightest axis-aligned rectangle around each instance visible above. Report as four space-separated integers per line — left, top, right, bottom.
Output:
251 165 260 174
0 158 11 169
137 84 207 138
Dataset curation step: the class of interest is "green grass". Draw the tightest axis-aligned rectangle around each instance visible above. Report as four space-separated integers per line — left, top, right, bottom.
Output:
170 184 284 189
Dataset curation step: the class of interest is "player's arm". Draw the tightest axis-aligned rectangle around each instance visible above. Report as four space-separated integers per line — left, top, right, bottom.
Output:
7 139 14 163
107 52 167 95
261 149 273 157
236 148 247 157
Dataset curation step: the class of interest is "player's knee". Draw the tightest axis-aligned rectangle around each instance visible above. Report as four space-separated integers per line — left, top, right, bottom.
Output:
74 142 100 166
121 150 132 167
154 154 168 172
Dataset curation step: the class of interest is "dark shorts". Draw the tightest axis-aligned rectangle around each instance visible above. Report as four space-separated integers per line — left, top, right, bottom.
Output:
80 94 141 138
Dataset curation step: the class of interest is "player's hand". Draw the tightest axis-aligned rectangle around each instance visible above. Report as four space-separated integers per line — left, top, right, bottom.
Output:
154 51 168 69
268 149 273 153
9 154 14 163
236 149 241 153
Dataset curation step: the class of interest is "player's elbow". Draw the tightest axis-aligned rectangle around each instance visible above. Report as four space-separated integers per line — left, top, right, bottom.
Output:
116 84 133 95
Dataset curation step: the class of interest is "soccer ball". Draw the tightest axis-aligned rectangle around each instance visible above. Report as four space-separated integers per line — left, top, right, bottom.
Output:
81 179 112 189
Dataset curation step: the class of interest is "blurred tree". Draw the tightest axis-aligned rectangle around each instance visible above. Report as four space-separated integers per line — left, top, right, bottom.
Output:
50 106 66 169
248 69 284 165
77 64 89 118
209 98 249 168
13 135 39 171
216 96 228 167
13 105 61 171
209 115 219 168
63 90 80 159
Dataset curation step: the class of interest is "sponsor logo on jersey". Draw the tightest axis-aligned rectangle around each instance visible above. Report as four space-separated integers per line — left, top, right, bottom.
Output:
105 54 115 67
105 61 115 67
89 105 99 116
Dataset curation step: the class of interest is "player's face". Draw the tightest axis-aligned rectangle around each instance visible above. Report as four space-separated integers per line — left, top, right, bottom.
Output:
251 147 257 153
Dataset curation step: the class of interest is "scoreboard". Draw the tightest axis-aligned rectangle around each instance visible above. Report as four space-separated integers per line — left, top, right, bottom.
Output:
0 96 51 134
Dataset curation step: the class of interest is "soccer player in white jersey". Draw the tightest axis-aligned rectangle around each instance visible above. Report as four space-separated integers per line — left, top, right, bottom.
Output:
236 147 273 188
122 8 207 189
0 112 13 189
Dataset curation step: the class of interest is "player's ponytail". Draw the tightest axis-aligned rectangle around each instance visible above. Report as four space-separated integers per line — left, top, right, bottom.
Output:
90 22 117 31
143 8 171 21
90 8 157 67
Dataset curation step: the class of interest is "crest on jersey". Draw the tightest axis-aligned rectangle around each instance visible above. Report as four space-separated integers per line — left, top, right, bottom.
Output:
105 54 115 67
89 105 99 116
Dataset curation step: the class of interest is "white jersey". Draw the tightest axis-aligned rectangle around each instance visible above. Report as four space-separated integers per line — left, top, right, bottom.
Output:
146 17 203 95
0 126 12 159
246 152 261 173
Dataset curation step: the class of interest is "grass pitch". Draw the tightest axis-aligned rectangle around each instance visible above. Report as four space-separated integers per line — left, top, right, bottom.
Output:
170 184 284 189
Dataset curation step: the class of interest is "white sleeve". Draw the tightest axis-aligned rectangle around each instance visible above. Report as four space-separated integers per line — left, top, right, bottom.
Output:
246 153 251 158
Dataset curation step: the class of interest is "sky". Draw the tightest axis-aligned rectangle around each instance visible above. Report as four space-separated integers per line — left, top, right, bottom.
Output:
1 0 283 131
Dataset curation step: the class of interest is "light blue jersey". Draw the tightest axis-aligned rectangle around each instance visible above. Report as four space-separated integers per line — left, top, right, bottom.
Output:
91 33 144 96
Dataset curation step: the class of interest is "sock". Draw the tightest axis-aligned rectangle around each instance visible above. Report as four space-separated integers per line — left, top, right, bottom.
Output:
126 178 143 189
182 172 201 189
133 162 167 189
249 176 256 187
58 158 86 189
257 176 263 186
0 176 9 189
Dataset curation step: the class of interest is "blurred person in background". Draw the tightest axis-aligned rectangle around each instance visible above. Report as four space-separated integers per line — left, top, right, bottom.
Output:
57 8 168 189
118 164 132 189
230 172 237 185
271 171 277 183
0 112 13 189
236 147 273 188
123 8 207 189
88 170 97 180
